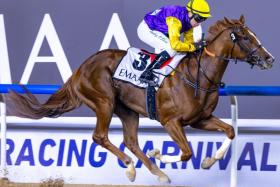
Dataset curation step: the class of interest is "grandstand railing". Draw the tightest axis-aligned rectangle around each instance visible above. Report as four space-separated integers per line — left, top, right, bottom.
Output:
1 84 280 187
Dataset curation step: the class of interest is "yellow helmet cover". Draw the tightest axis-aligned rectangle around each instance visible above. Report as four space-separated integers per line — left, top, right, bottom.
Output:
187 0 211 18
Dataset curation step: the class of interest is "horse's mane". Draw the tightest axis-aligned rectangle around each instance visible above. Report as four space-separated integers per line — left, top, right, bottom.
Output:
207 17 245 41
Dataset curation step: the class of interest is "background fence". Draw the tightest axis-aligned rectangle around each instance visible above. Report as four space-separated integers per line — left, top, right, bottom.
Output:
1 84 280 187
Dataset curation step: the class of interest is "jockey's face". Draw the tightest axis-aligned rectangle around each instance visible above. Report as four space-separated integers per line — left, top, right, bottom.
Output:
188 12 206 27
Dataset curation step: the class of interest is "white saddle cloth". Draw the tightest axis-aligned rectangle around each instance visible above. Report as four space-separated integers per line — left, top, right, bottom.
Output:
113 47 185 88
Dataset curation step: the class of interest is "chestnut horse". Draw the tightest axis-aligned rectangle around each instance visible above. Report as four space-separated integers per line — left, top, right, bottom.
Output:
7 16 274 183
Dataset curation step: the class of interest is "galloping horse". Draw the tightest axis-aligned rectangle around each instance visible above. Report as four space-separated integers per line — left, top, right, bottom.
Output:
7 16 274 183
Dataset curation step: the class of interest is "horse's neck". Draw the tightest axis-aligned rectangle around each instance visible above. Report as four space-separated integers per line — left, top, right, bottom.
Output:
181 43 229 87
202 45 229 84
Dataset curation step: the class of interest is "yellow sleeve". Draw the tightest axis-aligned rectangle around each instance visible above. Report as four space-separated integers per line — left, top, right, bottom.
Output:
166 16 196 52
184 28 194 44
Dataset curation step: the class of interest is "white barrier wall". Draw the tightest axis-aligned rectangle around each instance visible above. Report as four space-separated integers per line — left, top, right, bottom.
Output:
2 119 280 187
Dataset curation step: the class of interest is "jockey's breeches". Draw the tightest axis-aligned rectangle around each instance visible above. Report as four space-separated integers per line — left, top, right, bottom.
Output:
137 20 177 57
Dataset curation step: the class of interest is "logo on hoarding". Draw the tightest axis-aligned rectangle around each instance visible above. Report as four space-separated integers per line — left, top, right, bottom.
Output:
3 138 277 172
0 13 130 84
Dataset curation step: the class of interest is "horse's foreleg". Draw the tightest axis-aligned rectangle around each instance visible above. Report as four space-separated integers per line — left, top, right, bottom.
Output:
115 102 170 183
191 115 235 169
149 119 192 164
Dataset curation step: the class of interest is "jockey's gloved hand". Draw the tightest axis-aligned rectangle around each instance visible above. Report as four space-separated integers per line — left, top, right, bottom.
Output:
194 40 207 51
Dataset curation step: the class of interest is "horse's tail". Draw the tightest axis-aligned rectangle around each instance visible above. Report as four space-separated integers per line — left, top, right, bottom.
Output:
7 77 82 119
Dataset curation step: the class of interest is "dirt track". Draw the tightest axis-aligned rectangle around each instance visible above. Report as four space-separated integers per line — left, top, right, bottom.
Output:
0 185 186 187
1 184 189 187
0 178 190 187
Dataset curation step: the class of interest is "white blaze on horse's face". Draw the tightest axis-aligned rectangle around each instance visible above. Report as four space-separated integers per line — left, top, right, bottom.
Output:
247 29 261 45
247 29 275 61
236 26 275 69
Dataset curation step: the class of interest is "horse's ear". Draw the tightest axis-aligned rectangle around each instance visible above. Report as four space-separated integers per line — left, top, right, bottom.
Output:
224 17 234 25
239 14 245 24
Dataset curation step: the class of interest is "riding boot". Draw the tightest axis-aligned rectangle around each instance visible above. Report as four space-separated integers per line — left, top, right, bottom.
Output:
139 50 170 85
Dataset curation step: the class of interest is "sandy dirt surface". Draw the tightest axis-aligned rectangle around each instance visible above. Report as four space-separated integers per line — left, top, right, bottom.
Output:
0 178 190 187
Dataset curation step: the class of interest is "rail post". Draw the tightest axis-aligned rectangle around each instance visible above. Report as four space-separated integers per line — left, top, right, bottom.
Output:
0 100 7 179
230 96 238 187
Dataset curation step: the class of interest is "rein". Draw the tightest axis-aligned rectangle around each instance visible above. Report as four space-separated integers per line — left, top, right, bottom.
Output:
167 63 221 94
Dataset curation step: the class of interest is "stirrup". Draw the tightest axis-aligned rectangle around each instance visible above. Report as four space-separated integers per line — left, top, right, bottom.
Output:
139 71 153 81
146 80 158 87
139 76 158 86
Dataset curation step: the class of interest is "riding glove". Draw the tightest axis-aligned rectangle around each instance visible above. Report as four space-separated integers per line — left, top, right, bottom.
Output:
194 40 207 51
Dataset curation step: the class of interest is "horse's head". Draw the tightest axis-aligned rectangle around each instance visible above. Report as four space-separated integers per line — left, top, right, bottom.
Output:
207 15 275 69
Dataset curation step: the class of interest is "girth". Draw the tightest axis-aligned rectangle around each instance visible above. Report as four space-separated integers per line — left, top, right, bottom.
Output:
145 85 157 120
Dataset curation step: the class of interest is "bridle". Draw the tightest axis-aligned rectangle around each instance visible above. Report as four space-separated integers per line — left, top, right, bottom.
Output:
170 24 264 96
204 25 263 67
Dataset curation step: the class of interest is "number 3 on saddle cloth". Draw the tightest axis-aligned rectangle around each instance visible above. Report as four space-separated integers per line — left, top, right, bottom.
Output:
113 47 185 89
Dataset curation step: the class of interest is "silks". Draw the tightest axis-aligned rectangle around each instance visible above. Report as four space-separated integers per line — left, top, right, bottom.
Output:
166 16 196 52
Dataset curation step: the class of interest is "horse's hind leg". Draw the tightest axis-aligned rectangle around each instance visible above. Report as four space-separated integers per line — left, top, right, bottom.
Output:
77 90 134 181
115 101 170 183
191 115 235 169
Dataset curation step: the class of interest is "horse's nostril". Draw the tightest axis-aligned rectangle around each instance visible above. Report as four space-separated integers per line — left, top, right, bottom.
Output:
266 57 275 64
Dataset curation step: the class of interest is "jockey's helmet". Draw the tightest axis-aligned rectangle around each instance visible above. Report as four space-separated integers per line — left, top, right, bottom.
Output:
187 0 211 18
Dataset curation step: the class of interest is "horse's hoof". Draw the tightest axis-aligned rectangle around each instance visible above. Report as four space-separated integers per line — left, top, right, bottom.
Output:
148 149 160 158
126 170 136 182
125 162 136 182
201 157 217 169
158 174 171 183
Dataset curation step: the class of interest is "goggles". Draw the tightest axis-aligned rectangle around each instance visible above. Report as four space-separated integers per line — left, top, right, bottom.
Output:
190 14 207 23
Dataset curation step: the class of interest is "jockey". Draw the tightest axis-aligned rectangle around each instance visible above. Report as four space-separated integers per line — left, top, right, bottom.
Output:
137 0 211 85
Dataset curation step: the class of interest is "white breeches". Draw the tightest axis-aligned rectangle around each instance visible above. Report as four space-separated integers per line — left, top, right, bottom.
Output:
137 20 177 56
137 20 203 56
